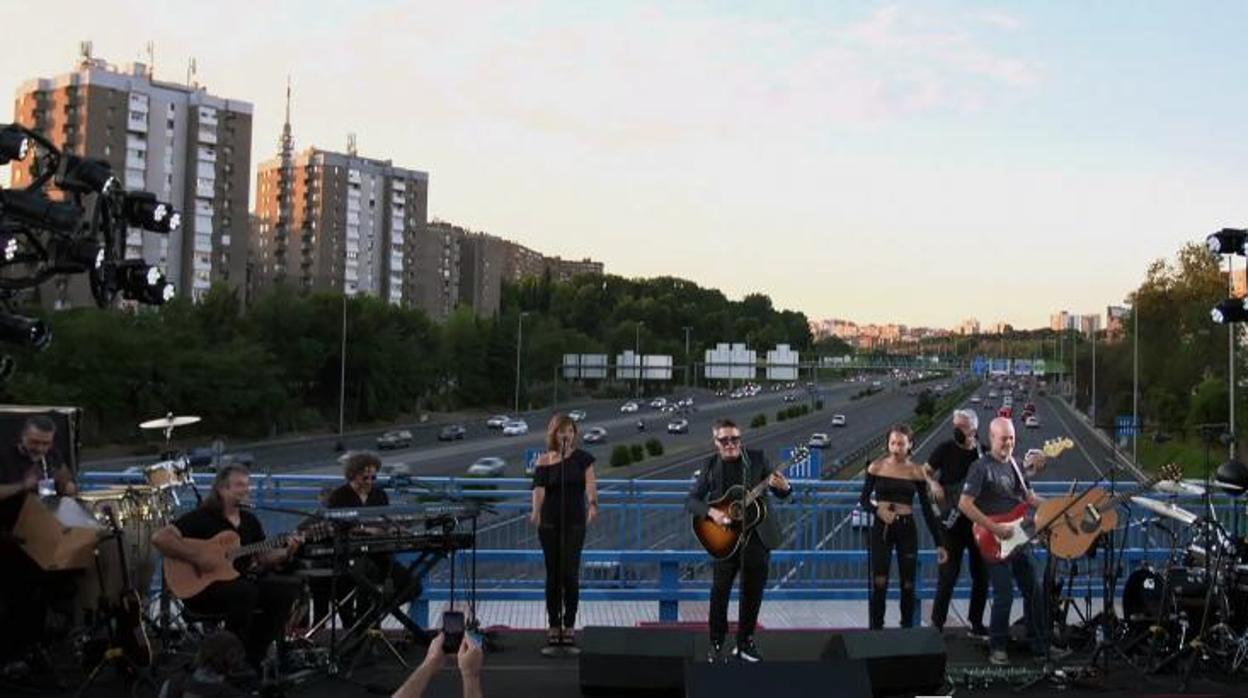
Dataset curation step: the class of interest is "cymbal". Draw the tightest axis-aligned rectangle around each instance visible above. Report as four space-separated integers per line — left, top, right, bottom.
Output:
1153 480 1205 496
139 415 201 430
1130 496 1198 525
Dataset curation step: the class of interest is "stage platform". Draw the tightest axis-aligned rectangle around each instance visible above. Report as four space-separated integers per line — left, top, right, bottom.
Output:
3 625 1241 698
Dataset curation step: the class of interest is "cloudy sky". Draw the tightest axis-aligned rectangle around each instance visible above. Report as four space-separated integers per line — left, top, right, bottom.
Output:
4 1 1247 328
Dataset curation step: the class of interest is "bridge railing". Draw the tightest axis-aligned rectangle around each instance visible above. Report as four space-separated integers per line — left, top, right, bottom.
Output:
81 472 1244 625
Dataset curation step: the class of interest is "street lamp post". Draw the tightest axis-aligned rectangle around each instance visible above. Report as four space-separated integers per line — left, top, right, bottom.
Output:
682 326 693 387
338 292 348 443
635 321 644 398
514 311 529 414
1133 300 1139 464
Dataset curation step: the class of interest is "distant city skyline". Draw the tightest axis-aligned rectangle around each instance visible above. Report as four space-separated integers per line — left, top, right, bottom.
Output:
5 2 1246 326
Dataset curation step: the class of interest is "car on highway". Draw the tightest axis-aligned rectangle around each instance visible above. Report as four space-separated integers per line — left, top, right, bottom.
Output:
380 462 413 477
808 433 831 449
437 424 467 441
620 401 639 413
998 407 1014 420
783 393 798 403
1024 415 1040 429
486 415 511 429
970 396 981 403
377 429 413 449
502 420 529 436
568 410 587 423
466 456 506 477
667 418 689 434
831 414 847 427
650 397 668 409
583 427 608 444
677 396 695 408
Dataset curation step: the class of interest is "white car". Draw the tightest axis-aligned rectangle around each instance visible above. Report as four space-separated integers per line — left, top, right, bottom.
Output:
620 401 639 413
1024 415 1040 429
486 415 511 429
809 433 831 449
466 457 506 477
502 420 529 436
831 414 847 427
568 409 587 423
666 418 689 434
583 427 608 444
650 397 668 409
970 396 982 404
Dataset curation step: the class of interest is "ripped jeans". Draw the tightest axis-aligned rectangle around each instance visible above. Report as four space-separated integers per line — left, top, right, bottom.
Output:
868 514 919 629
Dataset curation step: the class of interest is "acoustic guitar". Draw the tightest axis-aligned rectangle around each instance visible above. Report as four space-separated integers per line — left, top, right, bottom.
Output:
691 447 809 560
971 437 1074 563
164 521 332 599
1042 463 1182 560
102 506 152 667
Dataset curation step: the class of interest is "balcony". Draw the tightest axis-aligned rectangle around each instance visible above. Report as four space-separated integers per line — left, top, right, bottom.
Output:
197 127 217 145
127 113 148 133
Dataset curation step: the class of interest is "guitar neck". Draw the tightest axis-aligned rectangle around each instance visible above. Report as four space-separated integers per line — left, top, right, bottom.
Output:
228 536 287 561
743 460 794 505
1097 475 1161 513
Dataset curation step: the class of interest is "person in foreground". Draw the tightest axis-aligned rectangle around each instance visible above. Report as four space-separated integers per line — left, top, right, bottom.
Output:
391 633 484 698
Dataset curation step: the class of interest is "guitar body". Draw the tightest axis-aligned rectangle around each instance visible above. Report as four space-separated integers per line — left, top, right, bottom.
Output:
973 502 1034 563
1038 488 1119 560
117 587 152 666
163 530 243 599
691 485 766 560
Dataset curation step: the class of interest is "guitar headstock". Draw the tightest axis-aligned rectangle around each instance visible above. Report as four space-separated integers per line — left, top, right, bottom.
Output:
789 445 811 465
1158 462 1183 484
1042 437 1074 459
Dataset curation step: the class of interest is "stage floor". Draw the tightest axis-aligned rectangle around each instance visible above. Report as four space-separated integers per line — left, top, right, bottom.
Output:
5 627 1241 697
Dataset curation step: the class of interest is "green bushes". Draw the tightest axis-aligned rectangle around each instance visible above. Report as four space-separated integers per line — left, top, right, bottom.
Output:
750 414 767 428
610 445 633 467
645 438 664 456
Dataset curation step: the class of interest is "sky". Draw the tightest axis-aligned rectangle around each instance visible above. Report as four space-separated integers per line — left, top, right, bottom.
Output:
4 1 1248 329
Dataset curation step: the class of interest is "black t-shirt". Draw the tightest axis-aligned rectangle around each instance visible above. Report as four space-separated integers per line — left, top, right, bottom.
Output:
174 507 266 573
928 439 981 488
0 444 67 531
962 455 1029 516
532 449 595 526
325 483 389 509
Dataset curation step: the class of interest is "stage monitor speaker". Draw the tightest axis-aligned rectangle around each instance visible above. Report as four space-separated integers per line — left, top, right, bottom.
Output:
580 626 693 696
821 627 946 697
685 660 872 698
0 405 82 473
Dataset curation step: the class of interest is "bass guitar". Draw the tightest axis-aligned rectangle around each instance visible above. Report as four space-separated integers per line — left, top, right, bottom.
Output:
691 447 809 560
971 437 1075 563
1042 463 1182 560
164 521 333 599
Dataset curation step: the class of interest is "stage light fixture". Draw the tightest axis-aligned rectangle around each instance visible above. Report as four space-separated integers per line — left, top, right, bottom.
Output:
55 237 103 271
56 154 118 195
114 259 173 305
123 192 179 232
0 313 51 350
0 125 29 165
1 235 17 262
1206 228 1248 256
1210 298 1248 324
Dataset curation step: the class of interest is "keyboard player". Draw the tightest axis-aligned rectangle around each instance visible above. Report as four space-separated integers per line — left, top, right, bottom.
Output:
316 452 419 630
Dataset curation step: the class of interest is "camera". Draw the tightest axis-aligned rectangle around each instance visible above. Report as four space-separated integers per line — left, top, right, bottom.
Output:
441 611 465 653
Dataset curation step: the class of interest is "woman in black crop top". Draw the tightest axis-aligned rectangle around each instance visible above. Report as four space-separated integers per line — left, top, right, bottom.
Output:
859 423 946 629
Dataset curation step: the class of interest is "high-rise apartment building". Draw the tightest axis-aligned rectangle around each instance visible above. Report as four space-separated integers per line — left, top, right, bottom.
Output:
10 48 252 306
418 220 466 321
458 232 506 317
252 104 428 304
546 256 604 281
501 240 545 282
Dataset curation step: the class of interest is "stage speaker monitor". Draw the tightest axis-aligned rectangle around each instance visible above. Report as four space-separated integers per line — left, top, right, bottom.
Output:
685 660 872 698
821 627 947 697
580 626 693 696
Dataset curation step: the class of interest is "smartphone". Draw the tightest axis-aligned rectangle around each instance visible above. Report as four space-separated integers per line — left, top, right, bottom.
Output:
442 611 465 653
466 628 485 647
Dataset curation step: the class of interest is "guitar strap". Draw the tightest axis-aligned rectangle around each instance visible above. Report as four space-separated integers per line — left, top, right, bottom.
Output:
939 443 982 529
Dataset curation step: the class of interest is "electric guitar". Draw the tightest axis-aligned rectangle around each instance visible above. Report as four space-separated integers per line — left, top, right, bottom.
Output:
164 521 333 599
971 438 1075 563
103 506 152 667
1042 463 1182 560
691 447 808 560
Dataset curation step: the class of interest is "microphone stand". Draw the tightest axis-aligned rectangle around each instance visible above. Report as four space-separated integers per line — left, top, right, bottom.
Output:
738 447 752 648
542 436 580 658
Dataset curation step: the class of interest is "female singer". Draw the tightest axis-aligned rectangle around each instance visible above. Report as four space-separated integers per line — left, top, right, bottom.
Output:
859 423 947 629
530 413 599 646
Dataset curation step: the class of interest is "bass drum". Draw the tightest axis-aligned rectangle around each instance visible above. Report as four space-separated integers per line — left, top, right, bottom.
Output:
1123 565 1210 626
72 489 169 626
1123 567 1167 625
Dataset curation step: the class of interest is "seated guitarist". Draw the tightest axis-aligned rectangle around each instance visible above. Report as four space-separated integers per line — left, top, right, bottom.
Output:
686 419 790 664
151 464 303 669
957 417 1056 666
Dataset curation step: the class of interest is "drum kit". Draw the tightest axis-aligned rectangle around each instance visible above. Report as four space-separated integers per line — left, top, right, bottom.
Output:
1117 476 1248 678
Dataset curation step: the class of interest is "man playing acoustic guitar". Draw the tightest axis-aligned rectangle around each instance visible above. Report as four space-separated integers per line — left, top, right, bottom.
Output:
686 419 791 664
957 417 1064 666
152 464 303 670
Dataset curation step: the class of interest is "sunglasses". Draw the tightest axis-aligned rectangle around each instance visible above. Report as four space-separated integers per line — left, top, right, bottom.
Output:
715 436 742 445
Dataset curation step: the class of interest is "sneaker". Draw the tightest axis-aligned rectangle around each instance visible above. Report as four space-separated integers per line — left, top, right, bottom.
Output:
967 626 990 641
732 637 762 663
1035 646 1072 662
706 639 724 663
989 649 1010 666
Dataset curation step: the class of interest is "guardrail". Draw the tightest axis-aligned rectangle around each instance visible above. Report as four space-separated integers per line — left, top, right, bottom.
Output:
81 471 1245 625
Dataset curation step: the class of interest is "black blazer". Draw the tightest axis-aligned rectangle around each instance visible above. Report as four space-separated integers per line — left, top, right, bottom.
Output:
685 449 792 551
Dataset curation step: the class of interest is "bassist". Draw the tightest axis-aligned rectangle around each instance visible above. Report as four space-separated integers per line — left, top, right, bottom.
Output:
686 419 790 663
151 464 302 670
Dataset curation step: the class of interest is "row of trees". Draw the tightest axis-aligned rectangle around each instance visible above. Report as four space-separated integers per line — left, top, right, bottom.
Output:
3 273 814 444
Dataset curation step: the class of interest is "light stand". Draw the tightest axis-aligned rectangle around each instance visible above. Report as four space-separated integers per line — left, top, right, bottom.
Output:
541 436 580 658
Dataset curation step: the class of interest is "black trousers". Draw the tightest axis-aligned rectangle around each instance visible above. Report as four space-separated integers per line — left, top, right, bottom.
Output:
868 515 919 629
931 515 988 630
0 542 48 661
538 522 586 629
709 534 770 643
185 574 301 667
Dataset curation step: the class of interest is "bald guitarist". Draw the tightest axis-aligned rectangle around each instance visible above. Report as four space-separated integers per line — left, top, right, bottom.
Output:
152 464 303 670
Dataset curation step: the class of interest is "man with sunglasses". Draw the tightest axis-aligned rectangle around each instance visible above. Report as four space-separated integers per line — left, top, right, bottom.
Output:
687 419 791 663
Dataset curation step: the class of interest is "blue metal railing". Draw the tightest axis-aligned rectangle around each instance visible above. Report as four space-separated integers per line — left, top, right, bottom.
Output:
81 472 1245 625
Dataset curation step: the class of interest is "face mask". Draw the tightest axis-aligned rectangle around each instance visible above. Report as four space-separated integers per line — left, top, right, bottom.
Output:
953 428 967 445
